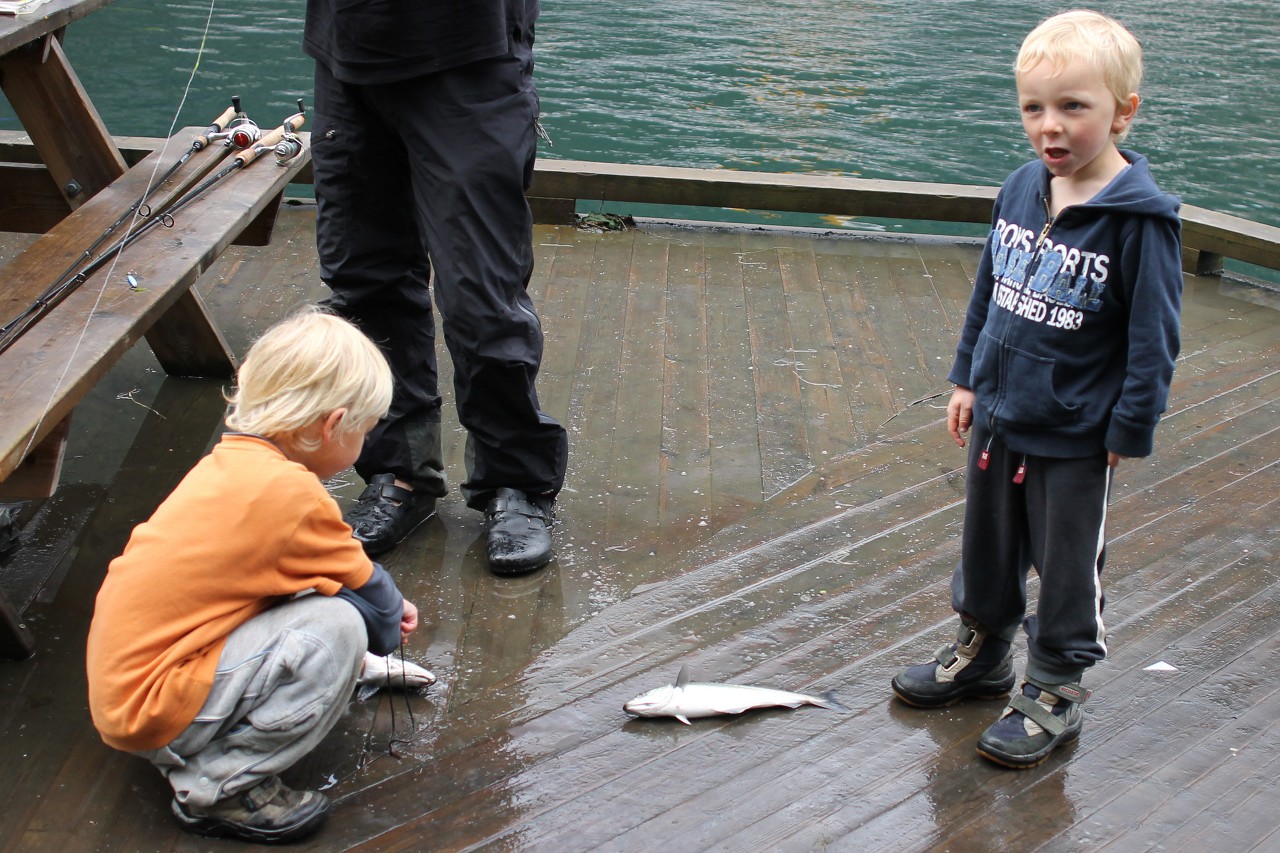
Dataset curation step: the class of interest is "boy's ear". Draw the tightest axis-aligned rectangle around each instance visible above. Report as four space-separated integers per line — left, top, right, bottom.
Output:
1113 92 1140 134
321 408 348 441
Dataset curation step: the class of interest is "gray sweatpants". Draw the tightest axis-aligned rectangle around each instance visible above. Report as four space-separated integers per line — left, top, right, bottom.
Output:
136 594 366 808
950 418 1112 685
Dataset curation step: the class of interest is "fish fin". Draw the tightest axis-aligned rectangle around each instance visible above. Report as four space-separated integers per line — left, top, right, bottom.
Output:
675 663 690 689
676 714 692 725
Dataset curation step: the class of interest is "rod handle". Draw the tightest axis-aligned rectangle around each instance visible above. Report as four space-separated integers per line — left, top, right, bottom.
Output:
193 104 239 150
235 114 306 166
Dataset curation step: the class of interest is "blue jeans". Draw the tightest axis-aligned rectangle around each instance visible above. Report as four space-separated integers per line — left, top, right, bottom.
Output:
135 595 365 807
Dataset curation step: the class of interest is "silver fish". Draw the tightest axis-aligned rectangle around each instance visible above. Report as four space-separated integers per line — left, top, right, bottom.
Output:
623 663 845 724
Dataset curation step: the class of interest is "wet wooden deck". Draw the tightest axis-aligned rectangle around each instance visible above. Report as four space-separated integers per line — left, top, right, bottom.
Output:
2 205 1278 851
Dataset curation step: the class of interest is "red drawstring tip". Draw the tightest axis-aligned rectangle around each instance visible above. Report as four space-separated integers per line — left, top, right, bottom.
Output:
978 450 990 471
1013 464 1026 484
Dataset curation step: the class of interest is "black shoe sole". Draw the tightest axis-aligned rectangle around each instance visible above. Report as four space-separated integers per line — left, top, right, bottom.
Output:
173 802 330 844
976 721 1083 769
891 672 1017 709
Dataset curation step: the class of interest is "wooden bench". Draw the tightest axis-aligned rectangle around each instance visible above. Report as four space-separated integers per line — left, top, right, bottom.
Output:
0 125 310 657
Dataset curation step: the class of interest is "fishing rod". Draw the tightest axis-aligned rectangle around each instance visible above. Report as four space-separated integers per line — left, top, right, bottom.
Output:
0 100 243 350
0 102 307 357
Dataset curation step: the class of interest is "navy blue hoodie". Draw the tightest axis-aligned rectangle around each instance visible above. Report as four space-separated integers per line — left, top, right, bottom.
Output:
949 151 1182 459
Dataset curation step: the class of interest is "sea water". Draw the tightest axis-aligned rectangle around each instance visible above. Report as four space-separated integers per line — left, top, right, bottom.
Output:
2 0 1276 237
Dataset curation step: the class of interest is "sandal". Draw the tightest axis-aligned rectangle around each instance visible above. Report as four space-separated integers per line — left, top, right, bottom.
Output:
344 474 436 556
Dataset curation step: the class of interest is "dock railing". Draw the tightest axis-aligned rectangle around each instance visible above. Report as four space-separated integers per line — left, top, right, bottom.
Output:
3 132 1278 279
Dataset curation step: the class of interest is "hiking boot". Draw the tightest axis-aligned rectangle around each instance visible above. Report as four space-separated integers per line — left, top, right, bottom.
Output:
976 677 1090 769
484 487 554 575
171 776 330 844
345 474 436 555
891 621 1016 708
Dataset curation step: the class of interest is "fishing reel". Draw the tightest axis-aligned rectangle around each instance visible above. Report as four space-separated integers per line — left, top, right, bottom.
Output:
273 99 307 166
204 96 261 149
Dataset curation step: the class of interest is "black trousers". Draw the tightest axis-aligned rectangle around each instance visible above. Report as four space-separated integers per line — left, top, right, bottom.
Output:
950 418 1112 684
311 35 567 510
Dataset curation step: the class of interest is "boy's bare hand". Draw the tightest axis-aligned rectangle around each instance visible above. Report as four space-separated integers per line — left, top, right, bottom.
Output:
947 387 976 447
1108 452 1125 468
400 599 420 639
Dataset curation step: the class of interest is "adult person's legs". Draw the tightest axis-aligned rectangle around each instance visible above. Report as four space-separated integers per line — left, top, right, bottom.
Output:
311 33 568 573
312 61 448 555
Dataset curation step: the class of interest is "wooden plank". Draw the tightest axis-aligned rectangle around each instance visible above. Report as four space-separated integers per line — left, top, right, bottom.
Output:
0 412 66 499
0 162 69 232
0 34 127 208
604 229 666 563
0 0 115 57
658 230 713 553
704 231 763 511
0 128 309 487
742 240 810 495
532 159 998 225
778 238 856 464
1180 202 1280 272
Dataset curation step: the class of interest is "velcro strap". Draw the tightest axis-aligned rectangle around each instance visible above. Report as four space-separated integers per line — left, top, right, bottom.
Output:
1026 676 1092 704
375 480 416 504
240 777 282 812
1008 693 1068 737
934 643 959 668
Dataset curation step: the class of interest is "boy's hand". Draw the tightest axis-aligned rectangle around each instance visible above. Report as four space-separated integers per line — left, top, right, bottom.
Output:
947 387 976 447
400 599 420 639
1108 452 1125 468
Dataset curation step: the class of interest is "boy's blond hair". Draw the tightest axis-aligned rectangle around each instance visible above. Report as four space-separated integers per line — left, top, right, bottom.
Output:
225 307 392 448
1016 9 1143 139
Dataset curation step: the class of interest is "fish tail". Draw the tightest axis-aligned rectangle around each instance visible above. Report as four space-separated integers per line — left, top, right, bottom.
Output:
816 690 850 712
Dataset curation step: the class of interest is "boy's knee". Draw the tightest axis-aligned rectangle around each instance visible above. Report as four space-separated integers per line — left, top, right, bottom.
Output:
292 595 367 672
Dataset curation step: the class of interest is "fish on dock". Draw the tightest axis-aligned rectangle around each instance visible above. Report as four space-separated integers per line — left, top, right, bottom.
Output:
623 663 846 724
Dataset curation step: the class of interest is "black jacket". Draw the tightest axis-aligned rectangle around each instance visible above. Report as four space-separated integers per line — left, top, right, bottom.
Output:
304 0 539 84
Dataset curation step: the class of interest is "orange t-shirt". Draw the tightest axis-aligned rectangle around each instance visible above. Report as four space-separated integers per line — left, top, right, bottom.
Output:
86 434 373 752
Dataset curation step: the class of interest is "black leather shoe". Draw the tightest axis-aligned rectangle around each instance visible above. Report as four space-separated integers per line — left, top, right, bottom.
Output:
484 488 553 575
345 474 436 556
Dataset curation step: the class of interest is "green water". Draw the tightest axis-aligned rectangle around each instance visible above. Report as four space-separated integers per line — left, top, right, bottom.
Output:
3 0 1277 238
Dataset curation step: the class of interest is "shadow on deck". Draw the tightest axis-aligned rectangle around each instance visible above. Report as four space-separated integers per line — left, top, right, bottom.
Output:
2 205 1278 851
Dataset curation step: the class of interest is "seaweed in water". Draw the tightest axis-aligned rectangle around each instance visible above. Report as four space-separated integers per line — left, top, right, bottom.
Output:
574 212 636 232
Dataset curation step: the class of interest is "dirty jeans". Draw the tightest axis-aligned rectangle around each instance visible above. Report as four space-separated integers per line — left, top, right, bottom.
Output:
135 594 366 808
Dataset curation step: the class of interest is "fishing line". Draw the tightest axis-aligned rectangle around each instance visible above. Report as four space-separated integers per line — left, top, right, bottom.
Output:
358 645 423 768
16 0 219 466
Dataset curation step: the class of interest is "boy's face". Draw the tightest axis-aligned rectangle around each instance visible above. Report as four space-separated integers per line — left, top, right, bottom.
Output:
1017 57 1137 184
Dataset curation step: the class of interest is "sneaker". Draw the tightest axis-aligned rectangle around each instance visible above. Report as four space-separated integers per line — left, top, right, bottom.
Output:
484 487 554 575
345 474 436 556
170 776 329 844
891 622 1016 708
976 678 1090 769
358 650 436 692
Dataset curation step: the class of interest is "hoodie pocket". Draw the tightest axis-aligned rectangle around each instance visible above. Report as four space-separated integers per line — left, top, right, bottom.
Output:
973 331 1080 428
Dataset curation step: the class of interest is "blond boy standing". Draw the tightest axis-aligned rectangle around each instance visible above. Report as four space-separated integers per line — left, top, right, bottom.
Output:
892 11 1182 768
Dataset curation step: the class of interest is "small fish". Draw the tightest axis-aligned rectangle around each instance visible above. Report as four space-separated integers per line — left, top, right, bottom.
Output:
623 663 846 725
